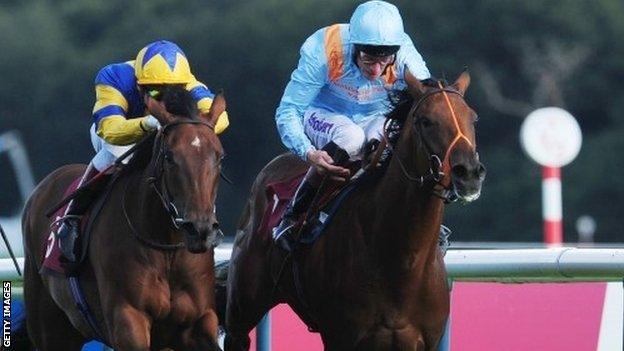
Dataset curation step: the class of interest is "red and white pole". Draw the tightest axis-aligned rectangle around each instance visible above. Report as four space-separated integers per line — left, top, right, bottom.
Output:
542 166 562 244
521 108 581 245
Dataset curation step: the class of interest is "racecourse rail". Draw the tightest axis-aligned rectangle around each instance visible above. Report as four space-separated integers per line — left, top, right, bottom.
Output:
3 247 623 282
2 247 624 351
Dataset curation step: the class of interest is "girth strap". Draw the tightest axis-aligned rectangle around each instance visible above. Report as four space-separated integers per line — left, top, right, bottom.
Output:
68 276 106 342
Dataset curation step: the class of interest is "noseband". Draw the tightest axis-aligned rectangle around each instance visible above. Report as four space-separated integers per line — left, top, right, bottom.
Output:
384 83 469 203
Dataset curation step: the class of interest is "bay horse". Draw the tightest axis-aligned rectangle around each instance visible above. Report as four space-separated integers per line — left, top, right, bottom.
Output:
22 90 226 350
225 72 485 350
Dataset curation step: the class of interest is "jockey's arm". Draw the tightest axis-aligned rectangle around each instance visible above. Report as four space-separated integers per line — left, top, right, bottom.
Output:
275 35 327 161
93 84 152 146
186 78 229 134
397 34 431 80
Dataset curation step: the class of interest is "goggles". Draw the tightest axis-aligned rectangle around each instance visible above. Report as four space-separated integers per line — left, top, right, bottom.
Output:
358 51 395 65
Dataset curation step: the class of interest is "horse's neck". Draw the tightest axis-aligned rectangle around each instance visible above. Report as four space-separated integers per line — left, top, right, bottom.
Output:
368 142 444 269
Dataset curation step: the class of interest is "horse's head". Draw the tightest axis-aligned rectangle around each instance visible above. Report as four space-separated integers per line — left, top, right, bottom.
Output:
149 87 225 253
397 71 486 202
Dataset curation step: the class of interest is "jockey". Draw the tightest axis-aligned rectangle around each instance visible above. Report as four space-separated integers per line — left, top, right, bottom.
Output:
55 40 229 263
273 1 436 251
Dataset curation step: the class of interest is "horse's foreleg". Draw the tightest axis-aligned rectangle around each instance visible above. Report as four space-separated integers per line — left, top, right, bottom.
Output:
224 256 275 350
223 329 251 351
182 309 221 351
224 297 275 351
110 305 151 351
224 287 274 351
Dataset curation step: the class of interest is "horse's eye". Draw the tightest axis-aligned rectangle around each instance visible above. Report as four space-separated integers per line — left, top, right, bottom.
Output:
418 117 435 128
164 151 175 165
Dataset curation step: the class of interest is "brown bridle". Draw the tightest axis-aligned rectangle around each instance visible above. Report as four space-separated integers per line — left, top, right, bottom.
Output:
122 119 222 251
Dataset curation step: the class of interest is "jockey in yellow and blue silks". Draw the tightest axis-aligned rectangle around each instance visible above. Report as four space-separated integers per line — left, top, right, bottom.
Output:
272 1 452 251
56 40 229 264
93 41 228 147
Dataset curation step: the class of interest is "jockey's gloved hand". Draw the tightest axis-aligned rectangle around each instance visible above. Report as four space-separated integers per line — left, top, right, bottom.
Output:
306 149 350 181
141 115 161 131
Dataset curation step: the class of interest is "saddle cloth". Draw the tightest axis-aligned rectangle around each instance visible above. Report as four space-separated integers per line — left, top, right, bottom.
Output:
41 178 90 276
257 173 305 240
257 170 361 245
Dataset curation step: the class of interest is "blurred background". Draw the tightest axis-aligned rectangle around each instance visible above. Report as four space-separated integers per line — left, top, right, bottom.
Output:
1 0 623 244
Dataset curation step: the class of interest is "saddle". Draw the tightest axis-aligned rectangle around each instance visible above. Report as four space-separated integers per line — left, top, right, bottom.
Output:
41 172 117 276
258 162 369 248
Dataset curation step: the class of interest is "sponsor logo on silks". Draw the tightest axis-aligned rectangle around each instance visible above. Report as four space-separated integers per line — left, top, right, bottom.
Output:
309 114 334 134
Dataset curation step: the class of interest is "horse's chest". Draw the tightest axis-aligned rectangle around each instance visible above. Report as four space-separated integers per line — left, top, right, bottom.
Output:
171 289 203 320
147 284 203 323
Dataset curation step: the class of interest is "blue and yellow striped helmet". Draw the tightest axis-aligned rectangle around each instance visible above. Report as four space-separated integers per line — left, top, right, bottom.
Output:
134 40 193 85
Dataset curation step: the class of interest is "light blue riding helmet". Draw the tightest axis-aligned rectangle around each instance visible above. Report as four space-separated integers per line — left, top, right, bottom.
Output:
349 1 405 47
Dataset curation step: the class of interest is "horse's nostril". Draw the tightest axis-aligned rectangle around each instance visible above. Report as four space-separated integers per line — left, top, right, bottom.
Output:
452 165 468 179
453 163 486 181
212 222 220 230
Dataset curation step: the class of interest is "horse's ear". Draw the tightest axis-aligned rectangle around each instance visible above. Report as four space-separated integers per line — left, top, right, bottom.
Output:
452 70 471 95
404 68 426 97
159 111 176 125
146 97 175 125
202 92 226 127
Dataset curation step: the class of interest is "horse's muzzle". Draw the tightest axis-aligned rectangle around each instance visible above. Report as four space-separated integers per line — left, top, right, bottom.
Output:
450 158 486 202
182 221 221 253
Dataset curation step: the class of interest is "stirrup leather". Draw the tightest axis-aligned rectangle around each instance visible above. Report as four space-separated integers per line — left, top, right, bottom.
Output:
52 215 81 236
272 218 296 241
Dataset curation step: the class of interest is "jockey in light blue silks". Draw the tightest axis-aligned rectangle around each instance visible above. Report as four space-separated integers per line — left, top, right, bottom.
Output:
55 40 229 263
273 1 450 251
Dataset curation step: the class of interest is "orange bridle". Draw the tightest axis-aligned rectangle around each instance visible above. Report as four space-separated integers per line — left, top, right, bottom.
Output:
380 82 474 202
436 81 474 174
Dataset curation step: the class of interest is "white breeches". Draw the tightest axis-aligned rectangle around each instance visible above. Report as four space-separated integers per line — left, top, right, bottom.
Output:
89 124 134 171
303 107 385 160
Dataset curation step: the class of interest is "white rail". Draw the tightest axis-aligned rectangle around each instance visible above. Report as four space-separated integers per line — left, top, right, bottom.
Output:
3 247 623 282
445 247 624 282
0 130 36 203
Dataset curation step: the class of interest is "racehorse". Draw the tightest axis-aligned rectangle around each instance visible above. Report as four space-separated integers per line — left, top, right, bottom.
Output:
225 72 485 350
22 89 226 350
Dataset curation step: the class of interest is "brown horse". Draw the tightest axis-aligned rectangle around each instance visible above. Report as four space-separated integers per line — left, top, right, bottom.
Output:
225 72 485 350
22 91 226 350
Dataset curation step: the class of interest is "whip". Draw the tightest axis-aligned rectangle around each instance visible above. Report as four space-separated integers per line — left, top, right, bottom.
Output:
0 223 21 276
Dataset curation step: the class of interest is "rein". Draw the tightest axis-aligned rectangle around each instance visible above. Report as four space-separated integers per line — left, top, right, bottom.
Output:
122 177 185 251
383 84 467 202
122 119 217 251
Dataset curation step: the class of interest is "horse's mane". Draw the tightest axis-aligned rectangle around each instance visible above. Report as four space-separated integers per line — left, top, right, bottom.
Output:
121 133 156 175
161 85 198 120
386 78 447 122
371 78 448 172
386 90 413 122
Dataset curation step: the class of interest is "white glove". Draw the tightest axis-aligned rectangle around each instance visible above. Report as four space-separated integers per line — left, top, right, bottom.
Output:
141 115 161 131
